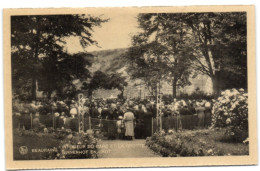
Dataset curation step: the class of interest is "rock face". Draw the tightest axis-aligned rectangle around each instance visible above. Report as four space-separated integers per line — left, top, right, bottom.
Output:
88 48 213 99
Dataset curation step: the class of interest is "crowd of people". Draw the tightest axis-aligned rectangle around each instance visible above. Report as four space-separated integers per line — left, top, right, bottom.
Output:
13 96 213 140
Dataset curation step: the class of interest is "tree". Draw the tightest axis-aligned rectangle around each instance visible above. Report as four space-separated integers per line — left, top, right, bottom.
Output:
83 71 109 96
11 15 107 100
82 71 128 98
107 73 128 99
181 12 247 95
127 12 247 97
126 13 193 98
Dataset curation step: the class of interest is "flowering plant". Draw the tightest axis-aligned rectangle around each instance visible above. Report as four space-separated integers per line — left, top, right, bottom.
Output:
56 131 98 159
212 88 248 142
146 130 221 157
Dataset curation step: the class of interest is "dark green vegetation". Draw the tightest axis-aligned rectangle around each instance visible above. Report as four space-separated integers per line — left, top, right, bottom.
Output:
146 129 249 157
12 13 247 101
13 129 98 160
13 132 60 160
126 13 247 97
11 15 107 100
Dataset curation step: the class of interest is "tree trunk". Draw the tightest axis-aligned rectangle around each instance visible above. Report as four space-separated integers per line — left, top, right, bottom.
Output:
31 25 40 101
31 77 36 100
172 78 177 98
211 75 220 98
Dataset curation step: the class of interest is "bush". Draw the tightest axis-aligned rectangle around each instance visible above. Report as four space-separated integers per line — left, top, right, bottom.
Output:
38 104 52 115
212 88 248 142
179 91 213 101
146 129 249 157
57 131 98 159
146 130 219 157
13 129 98 160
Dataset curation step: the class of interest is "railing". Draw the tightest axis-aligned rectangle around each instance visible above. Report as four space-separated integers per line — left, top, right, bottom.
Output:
152 115 209 133
13 114 208 135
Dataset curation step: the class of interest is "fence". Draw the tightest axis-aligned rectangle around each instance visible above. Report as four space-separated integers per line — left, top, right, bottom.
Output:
152 115 199 133
13 114 201 136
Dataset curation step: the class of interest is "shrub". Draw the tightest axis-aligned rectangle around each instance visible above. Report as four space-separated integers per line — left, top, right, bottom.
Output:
146 130 220 157
57 132 98 159
211 88 248 142
183 92 213 100
146 129 249 157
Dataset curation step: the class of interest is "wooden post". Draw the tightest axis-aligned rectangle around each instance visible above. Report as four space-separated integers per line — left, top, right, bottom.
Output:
176 115 178 132
78 93 85 133
30 113 33 130
53 115 54 130
52 109 55 130
160 113 162 131
151 117 154 135
89 116 91 130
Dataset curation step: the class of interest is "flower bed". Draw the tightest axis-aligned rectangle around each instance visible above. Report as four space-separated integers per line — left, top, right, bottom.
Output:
13 128 98 160
146 129 249 157
57 130 98 159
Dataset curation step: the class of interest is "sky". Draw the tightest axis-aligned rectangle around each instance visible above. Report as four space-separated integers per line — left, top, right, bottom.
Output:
65 13 141 53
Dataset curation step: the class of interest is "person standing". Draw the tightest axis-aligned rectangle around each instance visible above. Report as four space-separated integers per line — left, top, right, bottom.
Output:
123 105 135 140
134 104 145 139
196 102 206 129
116 116 125 139
204 102 212 128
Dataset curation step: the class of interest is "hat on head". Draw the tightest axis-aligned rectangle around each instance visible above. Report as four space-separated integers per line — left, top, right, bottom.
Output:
205 102 211 108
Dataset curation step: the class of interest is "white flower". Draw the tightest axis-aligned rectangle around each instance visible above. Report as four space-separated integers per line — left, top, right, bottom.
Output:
226 118 231 124
54 112 60 117
243 137 249 144
232 88 239 94
168 129 175 134
207 149 213 154
205 102 211 108
238 96 246 101
224 89 232 96
239 88 245 93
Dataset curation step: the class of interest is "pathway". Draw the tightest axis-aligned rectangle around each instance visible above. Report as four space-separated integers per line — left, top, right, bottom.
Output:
97 139 160 158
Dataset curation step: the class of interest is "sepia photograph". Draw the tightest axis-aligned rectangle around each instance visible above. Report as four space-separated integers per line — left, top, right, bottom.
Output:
3 6 257 169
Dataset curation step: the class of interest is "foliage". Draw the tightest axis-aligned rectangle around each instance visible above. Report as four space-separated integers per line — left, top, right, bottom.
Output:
11 15 107 100
56 131 98 159
180 12 247 95
126 13 247 97
211 88 248 142
146 129 249 157
38 103 52 115
13 128 98 160
125 13 193 97
82 71 127 98
178 91 213 101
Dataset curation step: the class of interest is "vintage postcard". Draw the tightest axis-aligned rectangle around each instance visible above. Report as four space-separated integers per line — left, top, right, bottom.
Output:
4 6 257 170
